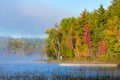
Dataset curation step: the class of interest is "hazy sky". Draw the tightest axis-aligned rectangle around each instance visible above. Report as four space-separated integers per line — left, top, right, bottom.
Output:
0 0 111 38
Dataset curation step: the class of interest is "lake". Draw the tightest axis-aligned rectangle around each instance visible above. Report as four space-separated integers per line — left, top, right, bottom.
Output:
0 61 120 80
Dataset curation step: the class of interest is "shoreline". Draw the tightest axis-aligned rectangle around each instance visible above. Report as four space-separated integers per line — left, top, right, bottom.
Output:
34 59 119 67
34 59 119 64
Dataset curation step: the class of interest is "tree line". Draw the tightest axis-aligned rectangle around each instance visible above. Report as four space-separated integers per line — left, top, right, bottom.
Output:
45 0 120 62
0 37 44 55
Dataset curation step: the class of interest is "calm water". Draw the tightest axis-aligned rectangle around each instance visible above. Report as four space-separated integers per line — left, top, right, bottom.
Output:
0 61 120 80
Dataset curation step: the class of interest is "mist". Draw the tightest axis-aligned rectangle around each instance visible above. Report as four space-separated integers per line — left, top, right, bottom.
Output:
0 37 47 63
0 53 47 63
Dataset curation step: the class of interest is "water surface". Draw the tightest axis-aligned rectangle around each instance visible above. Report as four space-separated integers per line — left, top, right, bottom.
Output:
0 61 120 80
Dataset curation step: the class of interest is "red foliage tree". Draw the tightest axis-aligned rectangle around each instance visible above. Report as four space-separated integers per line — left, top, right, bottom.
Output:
65 36 75 49
83 24 91 55
98 41 106 54
65 38 73 48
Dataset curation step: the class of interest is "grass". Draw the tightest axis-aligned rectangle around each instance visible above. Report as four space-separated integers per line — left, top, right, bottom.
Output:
0 66 120 80
0 70 120 80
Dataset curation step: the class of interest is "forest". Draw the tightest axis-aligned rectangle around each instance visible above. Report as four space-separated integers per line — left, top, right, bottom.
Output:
0 37 44 55
45 0 120 62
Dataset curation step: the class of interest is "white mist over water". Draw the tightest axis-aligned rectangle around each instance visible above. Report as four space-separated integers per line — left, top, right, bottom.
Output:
0 53 47 63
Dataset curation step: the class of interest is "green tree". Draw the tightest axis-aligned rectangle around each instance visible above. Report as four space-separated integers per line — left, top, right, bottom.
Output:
9 38 24 54
45 23 62 59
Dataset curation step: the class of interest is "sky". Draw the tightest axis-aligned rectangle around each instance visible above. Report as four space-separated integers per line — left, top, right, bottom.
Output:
0 0 111 38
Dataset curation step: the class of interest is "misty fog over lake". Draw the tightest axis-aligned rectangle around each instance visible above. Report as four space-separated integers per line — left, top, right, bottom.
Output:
0 53 47 63
0 37 47 63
